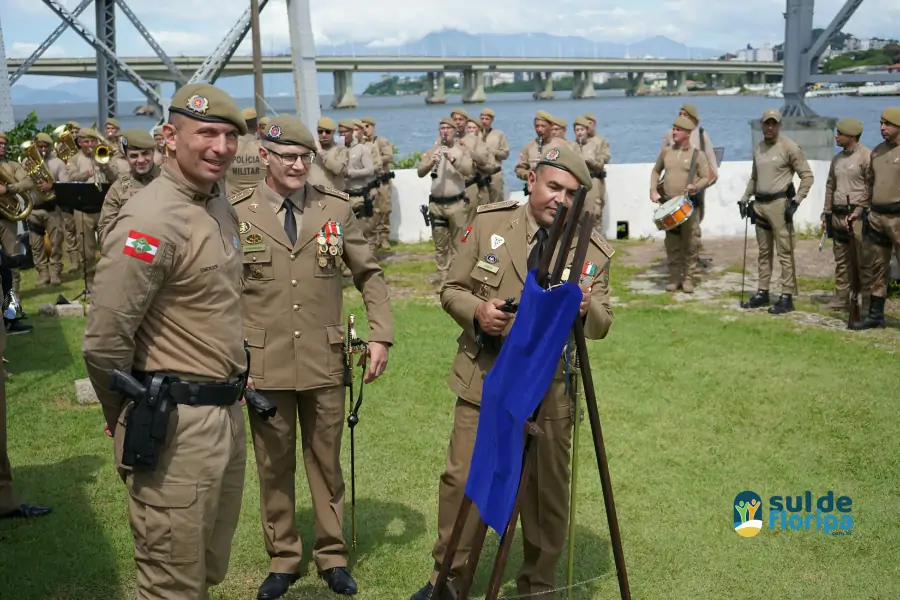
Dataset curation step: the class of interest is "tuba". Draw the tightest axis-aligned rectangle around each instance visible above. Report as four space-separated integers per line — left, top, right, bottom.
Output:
19 139 56 203
0 165 34 222
52 124 78 162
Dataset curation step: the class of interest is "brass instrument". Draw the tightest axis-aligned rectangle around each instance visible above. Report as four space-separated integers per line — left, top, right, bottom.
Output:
19 139 56 203
93 143 112 164
52 124 78 162
0 166 34 222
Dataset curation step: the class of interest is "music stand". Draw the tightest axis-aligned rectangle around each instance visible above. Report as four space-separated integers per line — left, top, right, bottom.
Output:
54 183 108 302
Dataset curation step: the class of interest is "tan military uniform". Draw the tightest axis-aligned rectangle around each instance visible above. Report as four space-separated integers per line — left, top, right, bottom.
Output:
861 138 900 298
663 127 717 256
26 154 66 284
514 137 566 192
651 147 710 288
432 201 614 596
58 155 81 271
98 164 162 245
417 141 474 283
483 128 509 203
741 136 814 295
66 151 117 287
825 145 872 308
226 133 266 194
459 132 492 219
83 165 247 600
577 135 611 226
231 181 393 574
0 324 22 515
371 135 394 248
0 159 35 293
308 143 349 191
344 142 376 248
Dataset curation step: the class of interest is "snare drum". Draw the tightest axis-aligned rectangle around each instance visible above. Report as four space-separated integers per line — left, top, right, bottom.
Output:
653 195 694 231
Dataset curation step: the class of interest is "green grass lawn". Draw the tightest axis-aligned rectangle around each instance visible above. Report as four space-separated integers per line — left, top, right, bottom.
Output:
1 250 899 600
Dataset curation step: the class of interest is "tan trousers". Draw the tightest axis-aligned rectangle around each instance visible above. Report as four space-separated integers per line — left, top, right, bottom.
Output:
864 211 900 298
27 207 64 277
430 198 468 284
63 210 81 269
114 402 246 600
664 208 700 282
249 386 348 573
74 210 100 287
692 198 706 256
0 219 20 294
373 182 392 244
0 374 22 515
830 215 869 306
429 383 573 595
489 171 506 204
349 192 376 251
753 197 797 295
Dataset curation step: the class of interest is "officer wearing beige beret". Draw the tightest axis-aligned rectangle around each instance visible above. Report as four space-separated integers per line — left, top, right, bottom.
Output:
308 117 349 191
515 111 566 194
231 115 393 598
362 117 395 251
479 108 509 203
98 129 162 244
21 132 65 287
574 116 607 226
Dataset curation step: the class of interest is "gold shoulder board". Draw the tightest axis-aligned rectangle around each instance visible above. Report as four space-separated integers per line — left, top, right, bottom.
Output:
590 229 615 259
314 184 350 201
477 199 518 214
228 187 255 205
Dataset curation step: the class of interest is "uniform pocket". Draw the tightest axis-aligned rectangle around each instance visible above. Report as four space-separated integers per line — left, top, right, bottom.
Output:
244 325 265 379
450 333 480 390
128 481 200 564
325 324 346 375
243 246 275 281
469 264 505 300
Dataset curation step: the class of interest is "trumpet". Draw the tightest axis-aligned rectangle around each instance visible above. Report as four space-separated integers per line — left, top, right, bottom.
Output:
93 143 112 164
0 167 34 222
52 124 78 162
19 139 56 203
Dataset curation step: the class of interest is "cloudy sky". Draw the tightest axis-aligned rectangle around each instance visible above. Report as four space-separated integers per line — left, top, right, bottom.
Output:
2 0 898 83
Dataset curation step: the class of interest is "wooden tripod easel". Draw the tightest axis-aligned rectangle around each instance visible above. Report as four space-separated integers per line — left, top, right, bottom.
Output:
432 188 631 600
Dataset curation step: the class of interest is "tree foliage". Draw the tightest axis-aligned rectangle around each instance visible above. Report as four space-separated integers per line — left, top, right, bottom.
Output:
2 111 55 162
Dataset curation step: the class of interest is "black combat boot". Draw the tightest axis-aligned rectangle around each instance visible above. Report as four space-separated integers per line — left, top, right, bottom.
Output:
740 289 770 309
849 296 886 330
768 294 795 314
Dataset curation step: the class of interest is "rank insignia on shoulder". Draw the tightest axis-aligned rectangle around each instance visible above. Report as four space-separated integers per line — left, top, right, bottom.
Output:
590 229 615 258
239 222 252 234
477 199 518 214
314 184 350 201
229 187 254 205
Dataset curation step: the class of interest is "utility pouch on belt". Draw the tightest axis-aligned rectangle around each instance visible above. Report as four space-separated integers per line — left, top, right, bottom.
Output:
111 370 173 472
824 214 834 239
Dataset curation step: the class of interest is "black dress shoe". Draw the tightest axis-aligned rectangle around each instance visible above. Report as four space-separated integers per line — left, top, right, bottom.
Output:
740 289 770 309
768 294 795 314
410 583 434 600
257 572 300 600
320 566 357 595
0 504 52 519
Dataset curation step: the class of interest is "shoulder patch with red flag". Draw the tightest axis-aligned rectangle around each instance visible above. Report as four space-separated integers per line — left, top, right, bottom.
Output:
123 230 160 263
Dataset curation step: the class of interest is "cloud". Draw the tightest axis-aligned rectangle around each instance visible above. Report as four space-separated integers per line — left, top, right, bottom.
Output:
8 42 67 58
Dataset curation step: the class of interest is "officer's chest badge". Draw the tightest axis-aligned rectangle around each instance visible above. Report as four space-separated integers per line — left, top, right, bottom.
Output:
239 222 252 234
246 233 263 245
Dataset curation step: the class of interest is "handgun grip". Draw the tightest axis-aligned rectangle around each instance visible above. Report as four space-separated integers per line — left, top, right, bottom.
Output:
109 369 147 399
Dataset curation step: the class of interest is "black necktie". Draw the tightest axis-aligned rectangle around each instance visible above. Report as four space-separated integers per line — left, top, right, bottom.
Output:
527 227 548 271
282 198 297 246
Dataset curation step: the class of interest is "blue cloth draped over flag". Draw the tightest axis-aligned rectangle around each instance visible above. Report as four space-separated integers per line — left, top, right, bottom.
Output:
465 269 583 534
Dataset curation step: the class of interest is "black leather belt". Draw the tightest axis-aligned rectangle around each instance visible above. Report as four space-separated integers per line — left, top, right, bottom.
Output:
870 203 900 215
430 193 466 204
132 370 244 406
755 191 787 203
831 205 853 216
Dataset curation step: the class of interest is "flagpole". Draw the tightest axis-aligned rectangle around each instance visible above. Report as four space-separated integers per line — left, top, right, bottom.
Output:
566 347 582 598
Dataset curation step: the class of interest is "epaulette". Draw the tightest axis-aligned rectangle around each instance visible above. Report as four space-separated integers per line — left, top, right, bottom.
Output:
590 229 615 259
228 187 255 205
477 199 518 214
120 174 132 190
314 184 350 201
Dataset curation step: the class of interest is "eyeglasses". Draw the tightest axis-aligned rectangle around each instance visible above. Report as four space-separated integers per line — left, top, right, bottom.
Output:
317 129 333 134
266 148 315 167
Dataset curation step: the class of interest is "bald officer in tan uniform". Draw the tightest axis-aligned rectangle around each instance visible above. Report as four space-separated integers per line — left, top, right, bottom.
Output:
98 129 162 244
515 111 567 195
651 116 711 293
740 109 814 314
418 116 474 285
0 132 35 295
362 117 395 251
225 107 266 194
27 132 66 286
308 117 348 191
409 145 615 600
479 108 509 203
83 83 249 600
231 116 393 599
850 107 900 330
822 118 872 312
66 127 118 291
574 116 608 226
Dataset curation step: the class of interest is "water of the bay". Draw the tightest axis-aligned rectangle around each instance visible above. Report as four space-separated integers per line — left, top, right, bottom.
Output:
14 91 895 191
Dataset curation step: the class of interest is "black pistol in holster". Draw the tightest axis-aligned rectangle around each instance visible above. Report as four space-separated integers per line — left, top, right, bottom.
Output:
475 297 519 354
111 370 174 472
824 213 834 239
242 344 277 420
420 205 431 227
738 200 748 220
363 194 374 218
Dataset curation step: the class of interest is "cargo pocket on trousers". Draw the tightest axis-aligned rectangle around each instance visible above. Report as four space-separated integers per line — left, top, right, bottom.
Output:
129 482 201 564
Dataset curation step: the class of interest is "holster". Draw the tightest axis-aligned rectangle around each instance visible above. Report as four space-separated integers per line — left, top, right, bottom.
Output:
363 195 374 218
122 374 174 472
419 205 431 227
824 214 834 239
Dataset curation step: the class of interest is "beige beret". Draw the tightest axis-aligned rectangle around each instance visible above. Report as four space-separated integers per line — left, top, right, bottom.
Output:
361 116 376 125
882 107 900 127
466 118 483 131
66 121 80 129
673 115 696 131
119 128 155 150
480 108 495 117
317 117 336 131
241 107 257 120
75 127 103 141
535 110 553 123
836 118 864 136
536 145 592 191
574 116 590 128
259 116 270 127
105 118 121 129
581 113 596 123
450 108 469 119
681 103 699 122
439 116 457 129
549 115 567 128
169 83 247 135
262 115 317 152
152 126 163 135
0 132 7 142
337 119 356 131
35 132 53 144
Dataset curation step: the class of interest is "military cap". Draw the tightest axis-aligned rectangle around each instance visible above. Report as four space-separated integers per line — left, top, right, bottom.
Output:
480 108 495 118
317 117 337 131
450 108 469 119
673 115 696 131
361 116 376 125
0 132 7 142
535 110 553 123
152 126 163 135
119 128 155 150
66 121 80 129
262 115 317 152
75 127 103 140
549 115 567 128
536 145 592 191
338 119 356 131
259 116 270 127
882 107 900 127
439 116 456 129
574 116 590 128
106 118 121 129
242 107 257 120
466 116 482 128
762 108 782 123
35 132 53 144
168 83 248 135
581 113 597 123
351 119 365 131
837 118 864 137
681 103 699 122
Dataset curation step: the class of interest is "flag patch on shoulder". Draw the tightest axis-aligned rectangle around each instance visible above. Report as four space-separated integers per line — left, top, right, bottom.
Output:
123 230 159 263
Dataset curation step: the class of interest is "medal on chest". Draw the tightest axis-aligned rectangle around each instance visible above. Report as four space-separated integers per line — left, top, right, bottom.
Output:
317 220 344 268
